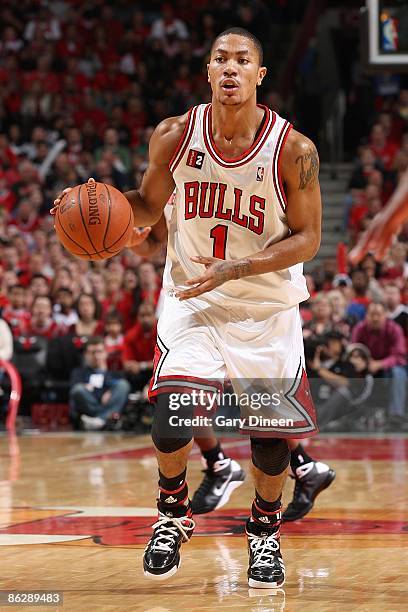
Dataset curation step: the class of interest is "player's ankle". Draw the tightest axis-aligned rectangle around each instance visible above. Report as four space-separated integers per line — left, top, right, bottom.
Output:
290 443 314 472
158 469 191 517
250 492 282 532
202 443 230 471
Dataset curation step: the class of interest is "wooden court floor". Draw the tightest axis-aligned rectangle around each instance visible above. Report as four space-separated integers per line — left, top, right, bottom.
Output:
0 432 407 612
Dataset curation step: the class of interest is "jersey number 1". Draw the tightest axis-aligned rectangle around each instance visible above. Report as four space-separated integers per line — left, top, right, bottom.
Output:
210 224 228 259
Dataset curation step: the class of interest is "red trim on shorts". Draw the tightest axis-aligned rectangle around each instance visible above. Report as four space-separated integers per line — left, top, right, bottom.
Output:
168 106 197 173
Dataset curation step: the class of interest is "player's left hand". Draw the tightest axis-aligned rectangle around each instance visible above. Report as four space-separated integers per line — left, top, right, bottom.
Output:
176 256 239 300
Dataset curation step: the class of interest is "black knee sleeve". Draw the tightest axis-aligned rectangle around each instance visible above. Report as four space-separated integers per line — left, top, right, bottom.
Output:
151 392 194 453
250 437 290 476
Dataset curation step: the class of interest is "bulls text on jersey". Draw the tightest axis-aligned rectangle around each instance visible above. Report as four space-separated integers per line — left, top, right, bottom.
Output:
184 181 265 235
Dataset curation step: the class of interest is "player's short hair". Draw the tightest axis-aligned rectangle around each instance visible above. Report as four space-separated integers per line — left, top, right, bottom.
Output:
211 27 263 65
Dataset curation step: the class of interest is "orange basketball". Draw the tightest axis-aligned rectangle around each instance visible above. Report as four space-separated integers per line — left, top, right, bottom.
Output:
55 181 134 261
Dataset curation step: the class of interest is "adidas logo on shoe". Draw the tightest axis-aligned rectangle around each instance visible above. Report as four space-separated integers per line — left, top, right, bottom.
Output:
258 515 270 523
164 496 178 504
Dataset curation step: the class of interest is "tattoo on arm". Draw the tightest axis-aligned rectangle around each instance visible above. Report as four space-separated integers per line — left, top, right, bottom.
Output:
295 145 319 190
212 259 252 283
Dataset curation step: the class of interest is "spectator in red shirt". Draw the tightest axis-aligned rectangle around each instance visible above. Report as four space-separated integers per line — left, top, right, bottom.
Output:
27 295 66 339
150 4 189 42
1 244 20 272
2 284 30 336
29 274 50 301
73 92 107 130
123 302 157 391
352 302 407 428
377 111 404 146
0 172 16 212
0 133 17 170
8 199 40 234
99 5 124 40
56 24 84 59
138 261 161 306
120 268 142 330
102 270 124 314
104 311 125 372
93 62 129 93
370 123 399 171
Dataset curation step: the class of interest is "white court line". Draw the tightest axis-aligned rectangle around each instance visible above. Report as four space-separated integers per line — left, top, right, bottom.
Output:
0 534 89 546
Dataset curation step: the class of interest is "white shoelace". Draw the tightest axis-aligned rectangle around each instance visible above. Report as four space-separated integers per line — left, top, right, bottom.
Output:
147 515 195 553
248 533 283 569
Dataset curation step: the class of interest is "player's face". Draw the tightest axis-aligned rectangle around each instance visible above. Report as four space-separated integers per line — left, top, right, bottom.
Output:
207 35 266 106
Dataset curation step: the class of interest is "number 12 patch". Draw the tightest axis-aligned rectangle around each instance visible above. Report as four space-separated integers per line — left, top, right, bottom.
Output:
187 149 205 169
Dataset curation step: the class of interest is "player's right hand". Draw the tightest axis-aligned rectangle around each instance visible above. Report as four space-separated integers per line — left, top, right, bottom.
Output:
50 187 73 215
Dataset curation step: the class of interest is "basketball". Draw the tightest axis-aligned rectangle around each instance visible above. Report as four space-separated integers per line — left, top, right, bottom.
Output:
54 180 134 260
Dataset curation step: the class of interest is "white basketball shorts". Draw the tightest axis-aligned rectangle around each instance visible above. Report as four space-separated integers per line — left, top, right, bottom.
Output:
149 294 318 438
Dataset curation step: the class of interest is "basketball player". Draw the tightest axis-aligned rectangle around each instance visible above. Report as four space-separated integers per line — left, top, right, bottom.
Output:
54 28 322 588
131 212 335 522
349 168 408 264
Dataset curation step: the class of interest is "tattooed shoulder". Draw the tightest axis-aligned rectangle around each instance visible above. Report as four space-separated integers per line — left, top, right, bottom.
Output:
295 144 319 190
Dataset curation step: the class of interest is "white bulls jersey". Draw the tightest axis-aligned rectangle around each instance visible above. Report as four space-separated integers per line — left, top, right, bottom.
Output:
162 103 309 308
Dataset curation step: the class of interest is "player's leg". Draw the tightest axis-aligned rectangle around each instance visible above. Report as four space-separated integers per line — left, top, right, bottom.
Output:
222 304 319 588
143 392 195 580
283 438 335 522
192 429 245 514
143 294 227 580
246 437 290 588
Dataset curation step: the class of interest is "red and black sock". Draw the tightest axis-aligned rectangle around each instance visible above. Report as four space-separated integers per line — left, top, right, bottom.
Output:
250 491 282 535
290 443 314 472
158 469 191 518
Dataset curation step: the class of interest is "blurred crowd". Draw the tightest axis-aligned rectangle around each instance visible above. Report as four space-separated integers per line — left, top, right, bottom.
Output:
0 0 407 431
